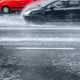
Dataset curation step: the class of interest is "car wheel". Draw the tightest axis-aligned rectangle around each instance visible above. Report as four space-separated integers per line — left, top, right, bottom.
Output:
2 6 10 14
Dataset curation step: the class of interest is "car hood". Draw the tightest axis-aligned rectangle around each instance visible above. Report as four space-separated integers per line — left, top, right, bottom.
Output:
21 2 42 16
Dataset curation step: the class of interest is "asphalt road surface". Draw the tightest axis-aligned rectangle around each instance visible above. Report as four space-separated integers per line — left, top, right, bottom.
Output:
1 14 80 80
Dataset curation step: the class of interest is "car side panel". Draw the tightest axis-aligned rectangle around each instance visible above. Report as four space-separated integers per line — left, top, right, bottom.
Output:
0 0 34 12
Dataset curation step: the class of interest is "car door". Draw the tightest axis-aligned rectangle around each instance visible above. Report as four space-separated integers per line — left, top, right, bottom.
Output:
53 0 80 21
16 0 32 7
64 0 80 21
9 0 32 8
50 1 67 21
42 1 67 22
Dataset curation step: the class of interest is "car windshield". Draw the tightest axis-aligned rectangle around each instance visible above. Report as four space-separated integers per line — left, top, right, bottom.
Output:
26 0 59 9
22 0 61 13
39 0 59 7
43 0 64 8
24 2 42 11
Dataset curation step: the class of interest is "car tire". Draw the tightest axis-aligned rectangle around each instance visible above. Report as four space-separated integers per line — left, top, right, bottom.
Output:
2 6 10 14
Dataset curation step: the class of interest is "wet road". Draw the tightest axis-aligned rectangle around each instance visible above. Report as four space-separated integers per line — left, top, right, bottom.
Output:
1 14 80 76
0 15 80 49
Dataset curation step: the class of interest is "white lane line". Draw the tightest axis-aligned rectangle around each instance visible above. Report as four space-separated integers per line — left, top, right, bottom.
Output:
0 37 80 42
15 47 75 50
0 27 80 30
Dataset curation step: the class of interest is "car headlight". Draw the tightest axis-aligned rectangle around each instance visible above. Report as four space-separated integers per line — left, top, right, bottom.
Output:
23 11 31 16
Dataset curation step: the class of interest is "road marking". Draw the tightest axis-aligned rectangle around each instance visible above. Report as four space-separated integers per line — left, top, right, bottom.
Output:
0 27 80 30
14 47 76 50
0 37 80 42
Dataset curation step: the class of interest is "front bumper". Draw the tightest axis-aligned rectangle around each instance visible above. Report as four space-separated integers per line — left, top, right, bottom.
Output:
24 15 37 22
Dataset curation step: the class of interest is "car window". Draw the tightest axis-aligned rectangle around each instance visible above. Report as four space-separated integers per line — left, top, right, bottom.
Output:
69 0 80 7
62 0 80 10
54 1 64 8
46 1 66 10
46 4 55 9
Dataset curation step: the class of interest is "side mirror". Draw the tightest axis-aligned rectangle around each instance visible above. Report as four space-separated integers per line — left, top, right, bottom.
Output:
50 7 55 11
50 7 54 10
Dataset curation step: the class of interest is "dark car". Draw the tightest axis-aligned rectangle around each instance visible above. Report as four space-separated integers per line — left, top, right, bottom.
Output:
23 0 80 24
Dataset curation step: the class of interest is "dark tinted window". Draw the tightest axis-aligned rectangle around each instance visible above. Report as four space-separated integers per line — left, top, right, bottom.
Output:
69 0 80 6
47 0 80 8
64 0 80 7
46 0 67 9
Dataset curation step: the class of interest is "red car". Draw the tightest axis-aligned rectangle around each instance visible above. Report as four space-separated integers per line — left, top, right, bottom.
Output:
0 0 37 13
